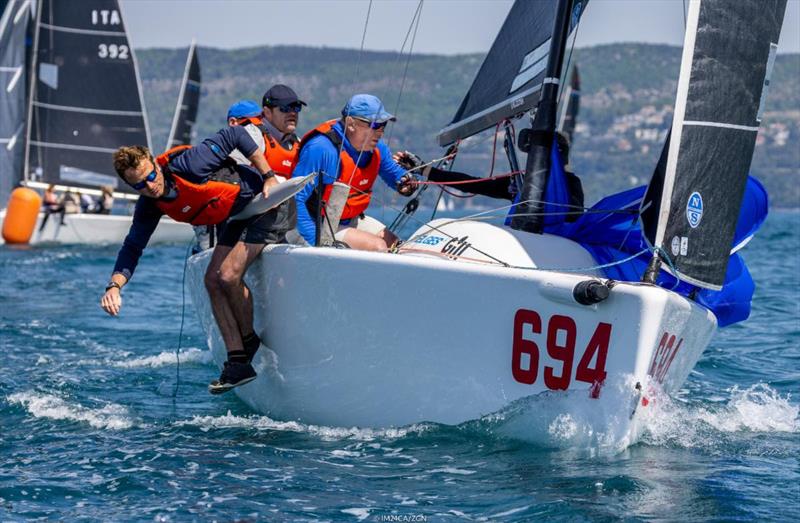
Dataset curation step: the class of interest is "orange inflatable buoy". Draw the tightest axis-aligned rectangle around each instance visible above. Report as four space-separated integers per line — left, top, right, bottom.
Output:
3 187 42 244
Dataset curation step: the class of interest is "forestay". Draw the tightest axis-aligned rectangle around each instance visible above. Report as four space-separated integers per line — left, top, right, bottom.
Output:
641 0 787 289
437 0 587 146
0 0 31 205
25 0 151 192
165 39 201 150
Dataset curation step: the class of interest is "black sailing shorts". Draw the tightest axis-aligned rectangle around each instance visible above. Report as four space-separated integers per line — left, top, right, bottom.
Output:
217 198 297 247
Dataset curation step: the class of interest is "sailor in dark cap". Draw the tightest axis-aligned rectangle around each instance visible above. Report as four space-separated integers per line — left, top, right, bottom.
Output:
259 84 306 179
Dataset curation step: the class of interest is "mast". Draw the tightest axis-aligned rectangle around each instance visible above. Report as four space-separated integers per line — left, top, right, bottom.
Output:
509 0 575 234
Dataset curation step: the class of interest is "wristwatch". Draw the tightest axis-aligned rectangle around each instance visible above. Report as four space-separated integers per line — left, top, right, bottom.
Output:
105 281 121 292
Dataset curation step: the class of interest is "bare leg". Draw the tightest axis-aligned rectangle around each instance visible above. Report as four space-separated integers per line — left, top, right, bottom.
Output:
204 241 265 355
340 228 392 252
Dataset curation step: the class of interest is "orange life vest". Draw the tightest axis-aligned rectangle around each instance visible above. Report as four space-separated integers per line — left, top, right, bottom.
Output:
237 117 299 178
153 146 242 226
264 133 299 178
298 119 381 220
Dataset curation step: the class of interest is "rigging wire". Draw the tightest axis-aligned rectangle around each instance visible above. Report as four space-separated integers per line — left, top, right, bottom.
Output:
387 0 424 145
556 3 584 111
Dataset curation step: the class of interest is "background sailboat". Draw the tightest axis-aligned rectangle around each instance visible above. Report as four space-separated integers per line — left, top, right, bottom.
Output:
6 0 192 245
0 0 31 208
165 39 200 150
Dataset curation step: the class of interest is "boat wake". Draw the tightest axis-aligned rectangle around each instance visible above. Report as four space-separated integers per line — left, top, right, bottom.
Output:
175 411 434 442
638 383 799 452
111 347 211 368
7 391 138 430
465 380 797 455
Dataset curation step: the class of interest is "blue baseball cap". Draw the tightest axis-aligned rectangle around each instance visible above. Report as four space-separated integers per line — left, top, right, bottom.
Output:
341 94 396 123
227 99 262 120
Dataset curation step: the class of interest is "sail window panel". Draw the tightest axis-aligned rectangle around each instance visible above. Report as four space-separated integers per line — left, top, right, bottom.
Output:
437 0 558 145
35 30 141 112
663 126 756 289
685 0 786 128
28 143 122 187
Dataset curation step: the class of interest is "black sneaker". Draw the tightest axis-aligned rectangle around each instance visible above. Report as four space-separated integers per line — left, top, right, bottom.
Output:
208 361 257 395
243 334 261 364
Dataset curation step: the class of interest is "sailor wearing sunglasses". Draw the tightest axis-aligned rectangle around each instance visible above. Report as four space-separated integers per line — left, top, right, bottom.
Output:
292 94 415 251
101 125 295 394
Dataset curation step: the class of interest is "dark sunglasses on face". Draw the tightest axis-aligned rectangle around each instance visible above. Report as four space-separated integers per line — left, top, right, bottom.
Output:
354 117 388 130
277 103 303 114
129 165 157 190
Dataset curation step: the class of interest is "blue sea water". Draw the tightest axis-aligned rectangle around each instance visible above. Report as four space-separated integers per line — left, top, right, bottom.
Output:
1 211 798 522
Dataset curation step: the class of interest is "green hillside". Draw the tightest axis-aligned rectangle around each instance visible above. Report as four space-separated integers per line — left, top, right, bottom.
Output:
136 43 800 208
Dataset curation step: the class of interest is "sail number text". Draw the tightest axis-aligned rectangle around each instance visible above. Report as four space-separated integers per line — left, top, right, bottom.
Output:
97 44 129 60
511 309 611 389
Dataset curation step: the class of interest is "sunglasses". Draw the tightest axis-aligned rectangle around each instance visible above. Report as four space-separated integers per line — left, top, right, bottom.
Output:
275 103 303 114
129 164 158 190
353 117 388 130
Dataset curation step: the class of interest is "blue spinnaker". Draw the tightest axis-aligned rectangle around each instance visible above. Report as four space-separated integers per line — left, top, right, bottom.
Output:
537 140 767 327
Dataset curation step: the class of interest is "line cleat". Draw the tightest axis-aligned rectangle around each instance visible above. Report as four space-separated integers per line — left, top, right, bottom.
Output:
208 361 257 394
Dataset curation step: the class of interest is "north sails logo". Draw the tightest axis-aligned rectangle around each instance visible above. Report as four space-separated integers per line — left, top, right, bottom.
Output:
686 192 703 228
181 205 192 213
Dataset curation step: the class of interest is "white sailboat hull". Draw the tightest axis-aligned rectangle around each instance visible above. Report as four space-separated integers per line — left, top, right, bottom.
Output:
0 211 193 245
187 221 717 428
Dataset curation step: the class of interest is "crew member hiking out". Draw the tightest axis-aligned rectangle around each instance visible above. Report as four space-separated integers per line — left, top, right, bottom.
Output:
99 126 296 394
292 94 415 251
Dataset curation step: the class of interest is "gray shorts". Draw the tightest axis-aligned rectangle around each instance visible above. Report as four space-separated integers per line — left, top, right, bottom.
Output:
217 198 297 247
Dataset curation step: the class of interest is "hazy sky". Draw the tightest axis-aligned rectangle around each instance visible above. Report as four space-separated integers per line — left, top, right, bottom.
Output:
122 0 800 54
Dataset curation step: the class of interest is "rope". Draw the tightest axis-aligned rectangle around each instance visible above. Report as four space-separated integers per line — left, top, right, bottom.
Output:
172 238 195 398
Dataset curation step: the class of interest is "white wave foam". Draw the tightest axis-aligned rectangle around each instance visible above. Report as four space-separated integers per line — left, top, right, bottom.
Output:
487 374 643 453
176 411 431 441
640 383 799 448
113 348 211 368
7 391 136 430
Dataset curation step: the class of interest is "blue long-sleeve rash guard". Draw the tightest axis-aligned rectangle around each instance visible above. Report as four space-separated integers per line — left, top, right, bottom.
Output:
293 120 407 244
112 126 259 280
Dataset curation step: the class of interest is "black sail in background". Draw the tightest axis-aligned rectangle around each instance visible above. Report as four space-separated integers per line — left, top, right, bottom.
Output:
641 0 787 290
0 0 31 205
557 64 580 144
437 0 554 146
165 40 201 151
25 0 151 192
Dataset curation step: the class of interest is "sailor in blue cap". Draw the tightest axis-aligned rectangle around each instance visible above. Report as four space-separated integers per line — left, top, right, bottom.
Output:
291 94 414 251
225 99 267 165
